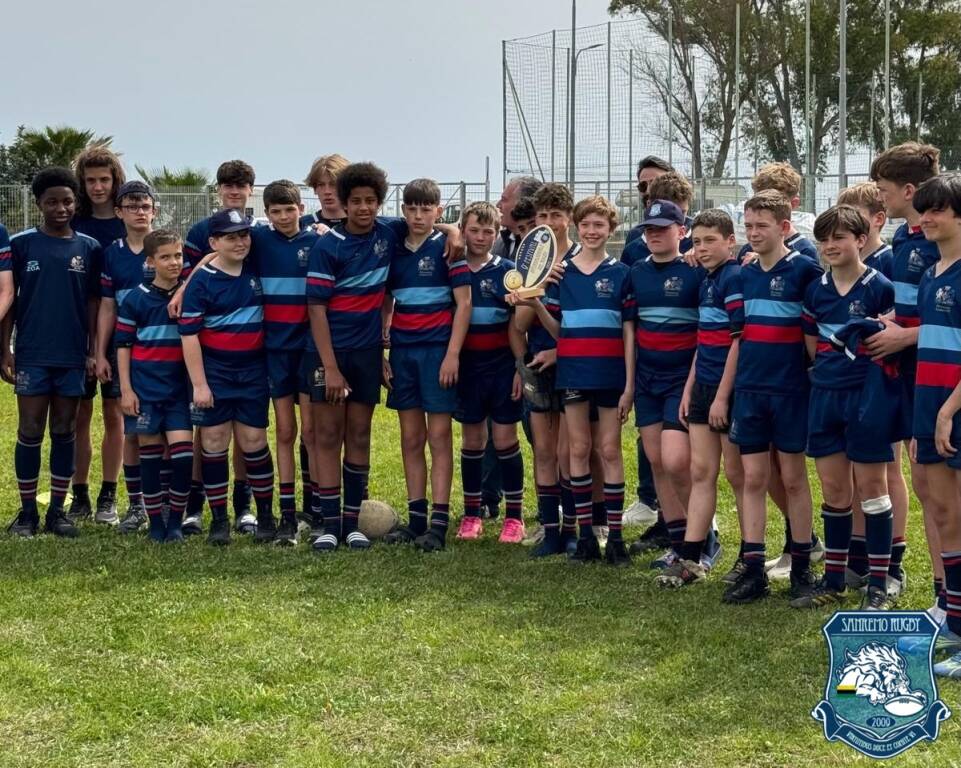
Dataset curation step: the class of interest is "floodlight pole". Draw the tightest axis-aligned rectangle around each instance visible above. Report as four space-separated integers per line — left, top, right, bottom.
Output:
735 3 741 203
884 0 891 149
569 0 577 191
838 0 848 189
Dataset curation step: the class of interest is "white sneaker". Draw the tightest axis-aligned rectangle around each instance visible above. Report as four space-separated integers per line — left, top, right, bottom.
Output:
886 568 907 599
592 525 609 549
810 536 825 563
234 511 258 534
928 603 947 627
622 500 657 527
765 551 792 580
522 524 545 547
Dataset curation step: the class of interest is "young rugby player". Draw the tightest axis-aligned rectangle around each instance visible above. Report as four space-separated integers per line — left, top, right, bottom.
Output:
115 229 193 542
911 172 961 677
726 190 823 604
837 182 893 277
659 209 743 587
454 202 527 542
520 195 634 565
249 180 321 546
95 181 163 533
181 160 257 534
302 154 349 229
179 209 273 546
628 199 706 567
381 179 471 551
4 168 101 538
867 142 944 617
738 162 818 263
71 146 127 526
794 205 897 610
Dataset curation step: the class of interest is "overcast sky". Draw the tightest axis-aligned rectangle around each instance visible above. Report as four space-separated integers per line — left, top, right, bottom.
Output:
2 0 614 187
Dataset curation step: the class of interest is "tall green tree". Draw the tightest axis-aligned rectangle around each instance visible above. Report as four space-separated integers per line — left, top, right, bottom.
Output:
135 165 210 189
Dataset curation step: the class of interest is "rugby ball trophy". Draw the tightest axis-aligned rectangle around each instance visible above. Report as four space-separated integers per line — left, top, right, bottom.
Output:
503 225 558 298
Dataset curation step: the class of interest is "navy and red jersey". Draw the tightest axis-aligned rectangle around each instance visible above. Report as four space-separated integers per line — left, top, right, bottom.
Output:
247 225 320 352
73 215 126 250
891 223 941 330
527 242 580 355
387 230 470 347
183 211 254 269
735 251 824 395
622 219 694 268
862 243 893 279
101 239 152 307
914 260 961 439
306 220 405 352
695 259 744 386
801 267 895 390
738 232 819 264
299 211 344 230
462 256 515 374
115 282 188 403
179 264 265 379
4 228 101 368
0 224 9 270
630 255 704 382
547 256 633 391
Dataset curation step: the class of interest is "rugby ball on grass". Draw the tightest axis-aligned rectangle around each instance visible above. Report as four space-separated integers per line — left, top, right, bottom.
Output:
359 499 399 539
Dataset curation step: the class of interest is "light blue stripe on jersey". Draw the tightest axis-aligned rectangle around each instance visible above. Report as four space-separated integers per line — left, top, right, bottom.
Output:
392 286 451 305
205 305 263 327
471 306 508 324
726 292 743 302
817 322 843 339
338 265 389 289
138 324 182 341
635 306 699 324
893 281 919 306
260 276 306 294
698 307 728 324
307 271 334 282
919 324 961 352
744 299 802 318
561 308 622 329
115 288 132 307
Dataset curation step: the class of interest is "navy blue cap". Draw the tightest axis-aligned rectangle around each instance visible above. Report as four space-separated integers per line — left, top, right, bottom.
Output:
209 208 250 235
115 180 155 204
642 199 686 227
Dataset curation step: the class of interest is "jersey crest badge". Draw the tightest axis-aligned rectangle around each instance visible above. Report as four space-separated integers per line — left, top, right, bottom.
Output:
663 275 682 297
908 249 926 271
297 248 309 267
479 278 495 297
595 278 614 298
373 238 389 258
936 285 956 312
68 254 86 273
848 300 866 318
418 255 435 276
769 276 786 297
812 611 950 759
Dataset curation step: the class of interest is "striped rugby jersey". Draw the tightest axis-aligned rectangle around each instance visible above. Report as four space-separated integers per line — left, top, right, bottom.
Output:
247 224 320 352
738 232 819 264
115 282 188 403
527 242 580 355
735 251 823 395
386 229 470 347
891 223 941 387
862 243 893 279
630 255 704 382
914 259 961 439
548 255 633 391
462 255 515 374
306 220 405 351
695 259 744 387
101 237 192 307
801 267 895 390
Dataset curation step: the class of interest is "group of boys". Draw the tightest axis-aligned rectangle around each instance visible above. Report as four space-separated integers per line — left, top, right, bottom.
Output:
1 140 961 678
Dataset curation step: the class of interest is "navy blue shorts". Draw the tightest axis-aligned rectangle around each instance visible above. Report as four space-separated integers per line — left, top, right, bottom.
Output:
894 371 916 443
915 411 961 469
687 380 732 434
806 386 894 463
563 387 621 410
15 365 86 398
386 345 457 413
190 395 269 429
267 349 307 399
455 363 522 425
124 400 192 436
730 390 808 454
301 346 382 406
634 372 686 430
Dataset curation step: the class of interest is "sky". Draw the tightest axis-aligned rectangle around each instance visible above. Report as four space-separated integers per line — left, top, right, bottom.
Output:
2 0 614 187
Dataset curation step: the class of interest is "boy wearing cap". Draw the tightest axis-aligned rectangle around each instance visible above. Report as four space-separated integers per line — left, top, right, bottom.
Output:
4 168 101 539
180 160 257 534
95 181 171 534
179 209 274 546
628 199 706 567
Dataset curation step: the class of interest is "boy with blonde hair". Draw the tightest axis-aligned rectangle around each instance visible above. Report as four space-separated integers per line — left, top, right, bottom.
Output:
302 154 350 229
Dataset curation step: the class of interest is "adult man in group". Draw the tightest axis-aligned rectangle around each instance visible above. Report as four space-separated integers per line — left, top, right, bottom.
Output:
493 176 542 260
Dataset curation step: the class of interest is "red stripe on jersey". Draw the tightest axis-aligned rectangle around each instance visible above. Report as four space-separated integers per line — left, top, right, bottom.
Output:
306 277 334 288
741 323 803 343
697 329 733 347
132 345 184 362
264 304 308 324
329 291 384 313
464 332 509 351
725 299 743 311
199 329 264 352
916 361 961 388
391 310 453 331
635 328 697 351
115 322 136 334
816 341 833 353
894 314 921 328
558 338 623 357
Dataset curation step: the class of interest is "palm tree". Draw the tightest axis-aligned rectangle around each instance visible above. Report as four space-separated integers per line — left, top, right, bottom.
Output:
18 125 112 168
135 165 210 189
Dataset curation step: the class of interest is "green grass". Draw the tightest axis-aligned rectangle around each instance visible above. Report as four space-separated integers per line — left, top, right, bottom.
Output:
0 389 959 767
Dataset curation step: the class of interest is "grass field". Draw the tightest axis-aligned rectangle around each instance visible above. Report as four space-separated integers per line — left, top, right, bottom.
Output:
0 389 959 768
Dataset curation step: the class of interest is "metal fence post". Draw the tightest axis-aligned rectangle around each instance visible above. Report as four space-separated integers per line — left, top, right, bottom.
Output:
22 186 30 231
460 182 467 216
